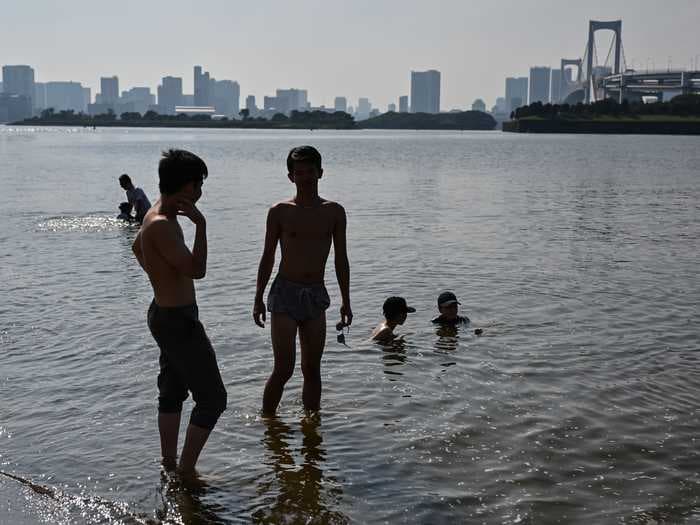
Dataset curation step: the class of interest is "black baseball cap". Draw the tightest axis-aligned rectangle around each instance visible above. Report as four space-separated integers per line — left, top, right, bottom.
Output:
383 296 416 318
437 291 461 307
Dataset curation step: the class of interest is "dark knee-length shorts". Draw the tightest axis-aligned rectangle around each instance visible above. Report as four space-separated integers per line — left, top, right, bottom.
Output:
147 300 227 430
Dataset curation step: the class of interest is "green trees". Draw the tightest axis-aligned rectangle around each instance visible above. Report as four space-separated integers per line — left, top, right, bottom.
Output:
513 95 700 120
361 110 497 130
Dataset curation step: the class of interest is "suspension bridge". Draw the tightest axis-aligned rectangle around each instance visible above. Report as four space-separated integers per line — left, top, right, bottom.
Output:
559 20 700 104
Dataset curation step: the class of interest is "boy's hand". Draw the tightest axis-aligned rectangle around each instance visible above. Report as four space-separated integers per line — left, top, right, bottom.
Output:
340 303 353 327
253 297 266 328
176 198 206 226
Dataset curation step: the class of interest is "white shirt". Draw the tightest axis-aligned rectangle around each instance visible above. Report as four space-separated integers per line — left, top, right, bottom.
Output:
126 187 151 220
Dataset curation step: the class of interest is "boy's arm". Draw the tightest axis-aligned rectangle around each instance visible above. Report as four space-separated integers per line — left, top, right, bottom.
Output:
332 204 352 326
132 230 145 270
151 214 207 279
253 207 280 327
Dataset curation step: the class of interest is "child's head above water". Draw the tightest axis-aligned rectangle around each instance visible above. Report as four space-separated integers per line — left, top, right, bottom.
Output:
383 296 416 325
437 291 461 320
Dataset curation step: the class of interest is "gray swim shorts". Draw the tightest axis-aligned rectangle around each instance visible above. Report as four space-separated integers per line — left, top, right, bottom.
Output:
267 275 330 322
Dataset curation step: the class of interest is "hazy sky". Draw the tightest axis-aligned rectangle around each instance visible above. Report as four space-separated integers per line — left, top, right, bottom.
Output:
2 0 699 110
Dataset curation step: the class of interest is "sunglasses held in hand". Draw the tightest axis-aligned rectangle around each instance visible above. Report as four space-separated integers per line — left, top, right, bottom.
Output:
336 321 349 346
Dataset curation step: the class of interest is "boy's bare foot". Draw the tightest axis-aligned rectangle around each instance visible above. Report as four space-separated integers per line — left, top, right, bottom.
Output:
161 456 178 471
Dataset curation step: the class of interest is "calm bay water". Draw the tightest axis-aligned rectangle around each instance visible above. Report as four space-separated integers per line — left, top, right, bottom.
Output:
1 127 699 524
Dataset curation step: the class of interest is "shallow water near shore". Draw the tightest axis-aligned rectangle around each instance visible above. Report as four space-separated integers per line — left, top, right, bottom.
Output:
1 127 699 523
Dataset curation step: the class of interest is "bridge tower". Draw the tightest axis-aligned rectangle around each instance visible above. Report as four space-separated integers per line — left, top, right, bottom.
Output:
560 58 583 101
585 20 622 103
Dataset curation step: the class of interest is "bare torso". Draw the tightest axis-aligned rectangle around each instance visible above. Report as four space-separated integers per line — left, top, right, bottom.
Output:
274 198 340 283
139 204 196 306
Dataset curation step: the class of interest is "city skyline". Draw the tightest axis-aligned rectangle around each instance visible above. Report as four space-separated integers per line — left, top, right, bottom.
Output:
2 0 698 110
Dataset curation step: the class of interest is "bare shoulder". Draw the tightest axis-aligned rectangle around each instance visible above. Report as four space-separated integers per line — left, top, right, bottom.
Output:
270 200 295 214
320 199 346 217
142 214 176 239
372 326 394 342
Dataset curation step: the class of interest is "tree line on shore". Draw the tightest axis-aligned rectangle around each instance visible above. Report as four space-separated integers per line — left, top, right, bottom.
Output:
512 94 700 120
16 107 497 130
22 108 357 128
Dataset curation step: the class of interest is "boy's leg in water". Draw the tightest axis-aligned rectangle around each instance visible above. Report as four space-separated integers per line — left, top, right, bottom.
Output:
159 412 181 469
262 313 298 416
299 312 326 412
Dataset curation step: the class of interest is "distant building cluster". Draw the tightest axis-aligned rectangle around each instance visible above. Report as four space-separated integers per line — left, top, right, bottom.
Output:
2 63 459 123
495 65 579 120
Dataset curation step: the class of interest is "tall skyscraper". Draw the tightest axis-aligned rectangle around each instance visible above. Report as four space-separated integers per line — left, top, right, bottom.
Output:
0 94 32 122
212 80 240 116
158 76 183 114
334 96 347 113
34 82 47 110
245 95 256 113
388 103 397 112
550 69 563 104
356 97 371 120
494 97 507 114
505 77 528 113
529 67 551 104
82 87 91 111
194 66 211 107
121 87 155 114
264 96 277 111
399 95 409 113
410 70 440 113
275 89 308 114
46 81 87 112
2 65 35 110
100 76 119 104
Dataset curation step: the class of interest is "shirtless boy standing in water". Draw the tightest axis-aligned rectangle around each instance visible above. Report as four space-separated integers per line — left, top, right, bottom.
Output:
253 145 352 416
132 149 227 474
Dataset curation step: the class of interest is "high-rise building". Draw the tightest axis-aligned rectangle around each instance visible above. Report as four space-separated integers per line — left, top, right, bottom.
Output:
212 80 240 117
121 87 155 114
356 97 371 120
274 89 308 114
529 67 551 104
34 82 47 110
550 69 563 104
399 95 409 113
157 76 183 114
194 66 211 107
388 103 397 112
100 76 119 104
0 94 32 122
264 96 277 111
471 99 486 112
410 70 440 113
82 87 91 110
245 95 256 113
505 77 528 112
46 81 87 112
334 96 347 113
2 65 35 111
